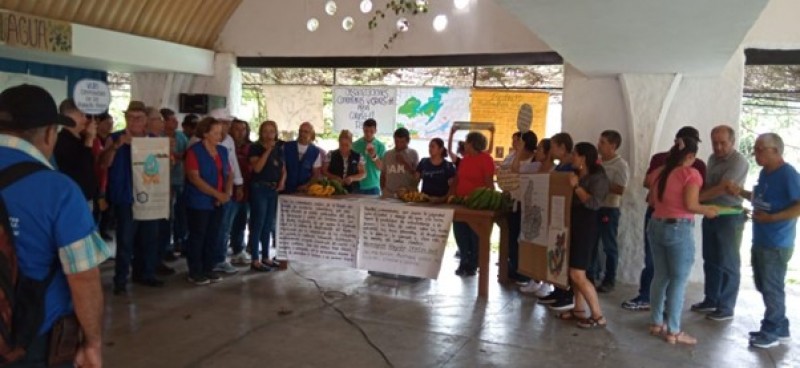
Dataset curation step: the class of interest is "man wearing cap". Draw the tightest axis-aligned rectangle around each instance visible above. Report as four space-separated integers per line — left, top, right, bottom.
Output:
690 125 749 321
101 101 165 293
207 109 244 274
0 84 110 366
622 126 707 311
54 98 98 208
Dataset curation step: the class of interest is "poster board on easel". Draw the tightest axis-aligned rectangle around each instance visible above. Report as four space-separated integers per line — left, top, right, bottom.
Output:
517 173 573 289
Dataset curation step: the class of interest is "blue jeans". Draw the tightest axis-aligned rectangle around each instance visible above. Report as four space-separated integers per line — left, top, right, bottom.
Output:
752 246 794 340
113 205 159 286
701 214 745 314
636 207 655 302
230 202 249 255
248 184 279 260
186 207 223 278
157 218 171 258
172 185 188 249
214 201 239 264
453 221 478 270
590 207 621 284
357 187 381 195
648 218 695 333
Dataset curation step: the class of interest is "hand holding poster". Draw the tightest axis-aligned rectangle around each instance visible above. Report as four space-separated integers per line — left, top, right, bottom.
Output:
131 138 170 220
333 87 396 134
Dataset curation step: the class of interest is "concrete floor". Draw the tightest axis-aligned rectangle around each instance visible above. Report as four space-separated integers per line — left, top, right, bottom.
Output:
101 253 798 368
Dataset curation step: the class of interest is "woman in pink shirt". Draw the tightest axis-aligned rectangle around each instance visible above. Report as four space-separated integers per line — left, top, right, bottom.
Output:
646 137 718 345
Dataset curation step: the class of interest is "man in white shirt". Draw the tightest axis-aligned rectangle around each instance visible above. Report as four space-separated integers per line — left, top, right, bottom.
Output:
283 122 322 193
591 130 630 292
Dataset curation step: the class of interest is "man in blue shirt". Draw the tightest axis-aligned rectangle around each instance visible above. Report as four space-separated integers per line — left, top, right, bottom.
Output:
730 133 800 349
0 84 110 366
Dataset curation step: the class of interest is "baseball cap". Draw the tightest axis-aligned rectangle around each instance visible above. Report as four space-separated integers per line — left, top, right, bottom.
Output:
0 84 75 129
675 126 701 142
209 108 233 121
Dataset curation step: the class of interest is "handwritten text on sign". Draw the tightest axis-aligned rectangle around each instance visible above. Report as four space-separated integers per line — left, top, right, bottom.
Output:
276 196 359 268
358 204 454 279
333 87 396 134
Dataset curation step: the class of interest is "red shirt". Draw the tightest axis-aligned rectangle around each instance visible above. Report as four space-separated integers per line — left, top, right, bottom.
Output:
455 152 495 197
185 148 225 192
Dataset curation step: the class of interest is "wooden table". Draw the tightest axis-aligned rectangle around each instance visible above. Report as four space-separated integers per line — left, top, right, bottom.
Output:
450 206 510 298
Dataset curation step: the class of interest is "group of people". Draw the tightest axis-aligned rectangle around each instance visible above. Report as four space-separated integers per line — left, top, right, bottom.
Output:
0 82 797 365
496 124 798 349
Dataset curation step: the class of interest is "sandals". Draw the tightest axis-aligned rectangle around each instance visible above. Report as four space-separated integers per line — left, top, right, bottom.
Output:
665 331 697 345
557 310 587 321
577 316 607 329
262 259 282 269
649 324 667 336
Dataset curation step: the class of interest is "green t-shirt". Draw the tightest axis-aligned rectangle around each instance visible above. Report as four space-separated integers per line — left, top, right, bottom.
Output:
352 137 386 190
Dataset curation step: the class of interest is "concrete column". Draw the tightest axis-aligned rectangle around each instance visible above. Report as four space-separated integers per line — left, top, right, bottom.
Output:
560 53 745 283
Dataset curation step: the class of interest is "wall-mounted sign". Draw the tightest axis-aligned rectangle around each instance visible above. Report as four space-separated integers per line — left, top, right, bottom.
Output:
73 79 111 114
0 11 72 53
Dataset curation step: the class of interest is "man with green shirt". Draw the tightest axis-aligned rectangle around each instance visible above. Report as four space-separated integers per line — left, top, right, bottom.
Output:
352 118 385 195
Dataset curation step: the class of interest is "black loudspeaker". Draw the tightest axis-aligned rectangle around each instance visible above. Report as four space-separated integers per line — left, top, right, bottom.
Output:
178 93 227 114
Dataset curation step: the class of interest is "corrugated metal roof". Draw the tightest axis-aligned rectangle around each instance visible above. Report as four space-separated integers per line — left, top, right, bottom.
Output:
0 0 241 49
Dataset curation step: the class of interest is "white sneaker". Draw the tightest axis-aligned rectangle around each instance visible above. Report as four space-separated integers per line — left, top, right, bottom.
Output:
519 281 543 294
213 262 239 274
534 283 554 298
230 252 250 266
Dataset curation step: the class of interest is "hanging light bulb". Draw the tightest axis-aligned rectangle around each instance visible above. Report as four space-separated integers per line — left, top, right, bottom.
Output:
325 1 337 16
454 0 469 10
433 15 448 32
360 0 373 13
307 18 319 32
342 16 354 31
396 18 409 32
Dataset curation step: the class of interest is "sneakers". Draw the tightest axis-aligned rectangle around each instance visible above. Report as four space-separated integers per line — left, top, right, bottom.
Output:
749 335 780 349
188 275 210 285
547 298 575 311
535 283 554 298
706 310 734 321
537 290 560 305
206 272 224 283
690 301 716 313
213 262 239 274
749 331 791 343
230 252 251 266
519 281 543 294
621 297 650 311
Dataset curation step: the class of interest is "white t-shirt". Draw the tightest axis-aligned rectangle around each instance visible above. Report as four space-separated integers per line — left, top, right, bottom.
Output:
601 155 630 208
298 143 323 168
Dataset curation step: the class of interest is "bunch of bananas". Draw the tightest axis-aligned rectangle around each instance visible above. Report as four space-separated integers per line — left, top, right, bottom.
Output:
465 188 510 211
400 190 429 203
307 183 335 197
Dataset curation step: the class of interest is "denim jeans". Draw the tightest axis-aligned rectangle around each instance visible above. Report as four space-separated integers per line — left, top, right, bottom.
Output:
187 207 224 278
648 218 695 334
752 246 794 340
590 207 621 285
214 201 238 265
453 221 478 270
506 207 528 280
157 218 171 258
230 202 249 255
4 333 72 368
701 214 745 314
637 207 655 302
172 185 188 248
113 205 159 287
357 187 381 195
248 184 279 260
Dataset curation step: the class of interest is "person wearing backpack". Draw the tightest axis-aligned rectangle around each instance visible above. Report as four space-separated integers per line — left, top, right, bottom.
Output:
0 84 110 367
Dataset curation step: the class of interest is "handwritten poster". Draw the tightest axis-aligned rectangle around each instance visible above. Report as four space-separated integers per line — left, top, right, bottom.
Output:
395 87 471 139
131 138 170 220
333 87 397 134
263 85 325 133
470 90 549 159
519 174 550 244
546 227 569 287
358 204 453 279
276 196 359 268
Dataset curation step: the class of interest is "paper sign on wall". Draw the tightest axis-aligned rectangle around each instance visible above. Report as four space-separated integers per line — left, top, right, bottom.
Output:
395 87 471 139
333 87 396 134
131 138 170 220
263 85 325 133
470 90 549 159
